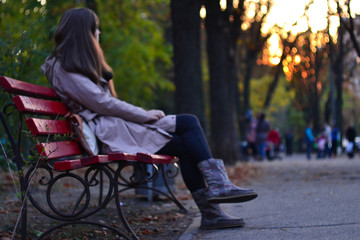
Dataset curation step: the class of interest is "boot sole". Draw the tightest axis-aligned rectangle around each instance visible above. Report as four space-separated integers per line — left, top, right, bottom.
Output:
208 192 258 204
200 221 246 230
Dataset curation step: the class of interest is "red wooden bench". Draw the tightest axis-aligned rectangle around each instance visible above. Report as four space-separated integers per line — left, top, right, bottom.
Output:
0 76 185 240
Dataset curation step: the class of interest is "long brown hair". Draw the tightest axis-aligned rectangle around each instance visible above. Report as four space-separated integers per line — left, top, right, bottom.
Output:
50 8 112 84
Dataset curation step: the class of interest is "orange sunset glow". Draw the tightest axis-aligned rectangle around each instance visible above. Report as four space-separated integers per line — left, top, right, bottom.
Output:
262 0 360 66
201 1 360 69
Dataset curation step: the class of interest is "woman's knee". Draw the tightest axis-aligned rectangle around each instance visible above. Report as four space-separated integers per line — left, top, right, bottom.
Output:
176 114 200 129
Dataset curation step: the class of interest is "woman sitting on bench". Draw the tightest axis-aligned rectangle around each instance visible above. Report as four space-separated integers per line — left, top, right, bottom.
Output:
42 7 257 230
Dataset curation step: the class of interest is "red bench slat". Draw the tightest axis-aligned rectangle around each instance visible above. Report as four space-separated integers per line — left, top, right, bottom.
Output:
54 159 83 171
81 155 112 165
26 118 70 136
36 141 82 160
13 95 68 116
108 152 138 162
0 76 59 100
136 153 178 164
109 152 178 164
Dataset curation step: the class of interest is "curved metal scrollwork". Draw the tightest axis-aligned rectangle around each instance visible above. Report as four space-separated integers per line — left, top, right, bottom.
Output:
112 161 186 213
46 171 90 218
25 164 114 221
130 163 159 183
84 167 101 187
115 162 159 187
0 104 18 156
38 169 54 186
113 164 140 240
163 162 179 179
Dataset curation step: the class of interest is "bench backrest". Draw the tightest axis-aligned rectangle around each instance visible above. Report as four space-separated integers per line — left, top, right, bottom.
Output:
0 76 84 160
0 76 179 167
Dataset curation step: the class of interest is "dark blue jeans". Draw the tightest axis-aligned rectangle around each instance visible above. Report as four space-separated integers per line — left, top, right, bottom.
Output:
156 114 211 192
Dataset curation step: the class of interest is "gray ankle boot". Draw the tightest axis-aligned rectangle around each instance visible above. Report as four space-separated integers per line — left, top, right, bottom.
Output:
198 158 258 203
191 188 245 230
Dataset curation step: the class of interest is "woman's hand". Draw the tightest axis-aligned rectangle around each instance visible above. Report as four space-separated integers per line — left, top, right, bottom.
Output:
147 110 165 121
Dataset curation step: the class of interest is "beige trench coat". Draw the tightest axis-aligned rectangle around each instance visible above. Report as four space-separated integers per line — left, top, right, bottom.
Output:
42 57 175 154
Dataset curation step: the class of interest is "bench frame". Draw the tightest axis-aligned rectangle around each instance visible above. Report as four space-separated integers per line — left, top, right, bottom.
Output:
0 76 186 240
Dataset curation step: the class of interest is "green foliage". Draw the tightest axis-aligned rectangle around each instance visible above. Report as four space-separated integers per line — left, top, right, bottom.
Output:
97 0 174 108
0 0 51 83
0 93 19 171
0 138 17 172
286 105 305 137
250 75 294 119
341 87 360 131
0 0 174 168
0 0 173 107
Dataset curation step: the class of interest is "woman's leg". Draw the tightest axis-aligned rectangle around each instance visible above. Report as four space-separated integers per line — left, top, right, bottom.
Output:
157 114 211 192
306 141 312 159
156 134 206 192
165 114 257 203
173 114 212 163
156 117 245 230
260 142 266 160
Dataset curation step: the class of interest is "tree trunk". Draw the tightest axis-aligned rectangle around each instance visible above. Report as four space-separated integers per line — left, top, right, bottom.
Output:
263 56 284 109
327 64 336 125
205 0 239 164
327 22 337 127
170 0 206 128
312 48 323 134
335 23 345 135
243 50 257 114
238 50 256 142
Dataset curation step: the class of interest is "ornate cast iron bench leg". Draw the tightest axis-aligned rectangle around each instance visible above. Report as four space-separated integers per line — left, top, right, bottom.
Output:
114 161 186 212
24 164 132 239
159 163 187 213
113 162 140 240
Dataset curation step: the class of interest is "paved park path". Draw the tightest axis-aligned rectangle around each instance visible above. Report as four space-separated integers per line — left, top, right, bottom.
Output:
180 154 360 240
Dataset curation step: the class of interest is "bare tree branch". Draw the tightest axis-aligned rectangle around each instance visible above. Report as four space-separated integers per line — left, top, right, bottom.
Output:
337 0 360 57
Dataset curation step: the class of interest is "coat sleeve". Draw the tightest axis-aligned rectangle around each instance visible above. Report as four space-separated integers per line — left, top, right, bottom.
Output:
55 70 150 123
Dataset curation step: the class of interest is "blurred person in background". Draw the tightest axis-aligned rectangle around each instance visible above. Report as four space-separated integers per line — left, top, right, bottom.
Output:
285 129 294 156
331 124 339 157
245 110 257 159
305 123 314 160
345 124 356 159
324 122 332 158
255 113 270 161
